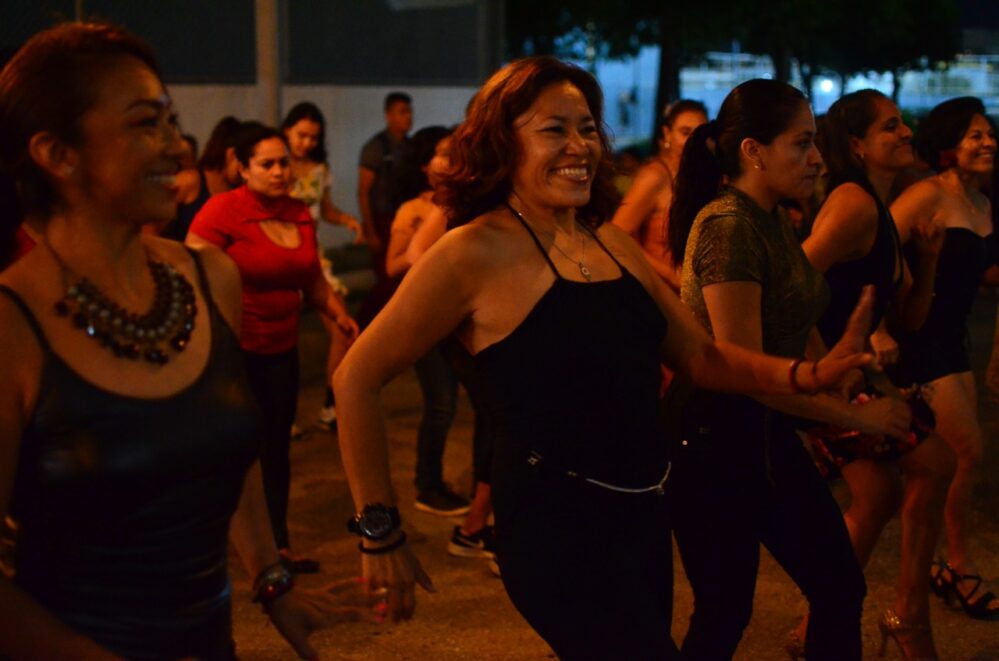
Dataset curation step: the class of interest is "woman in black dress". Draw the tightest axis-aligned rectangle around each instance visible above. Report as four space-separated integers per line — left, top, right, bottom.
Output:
334 57 875 659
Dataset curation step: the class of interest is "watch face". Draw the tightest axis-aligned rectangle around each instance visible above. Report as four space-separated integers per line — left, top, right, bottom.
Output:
360 510 393 539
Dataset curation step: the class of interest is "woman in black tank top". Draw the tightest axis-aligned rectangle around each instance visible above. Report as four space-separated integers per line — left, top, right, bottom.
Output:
797 89 954 659
335 58 876 659
0 23 361 659
891 97 999 622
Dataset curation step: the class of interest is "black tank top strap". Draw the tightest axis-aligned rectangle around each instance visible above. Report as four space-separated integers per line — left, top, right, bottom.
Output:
184 247 218 313
885 209 904 290
0 284 52 353
504 202 562 279
857 177 904 291
581 223 626 273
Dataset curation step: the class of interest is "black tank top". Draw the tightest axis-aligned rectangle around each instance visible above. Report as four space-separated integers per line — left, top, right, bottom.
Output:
450 212 668 524
817 179 903 348
0 250 262 660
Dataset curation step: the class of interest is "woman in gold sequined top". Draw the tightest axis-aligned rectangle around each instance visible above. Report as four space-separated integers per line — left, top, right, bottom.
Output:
666 79 911 661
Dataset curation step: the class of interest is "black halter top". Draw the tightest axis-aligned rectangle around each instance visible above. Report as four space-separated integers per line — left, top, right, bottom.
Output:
0 250 262 660
448 211 669 523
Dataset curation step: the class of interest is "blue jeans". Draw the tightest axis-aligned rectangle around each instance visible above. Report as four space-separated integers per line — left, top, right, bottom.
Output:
413 344 459 492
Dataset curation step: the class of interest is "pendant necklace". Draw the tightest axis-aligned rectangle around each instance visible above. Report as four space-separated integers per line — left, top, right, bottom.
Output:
506 203 593 282
43 237 197 365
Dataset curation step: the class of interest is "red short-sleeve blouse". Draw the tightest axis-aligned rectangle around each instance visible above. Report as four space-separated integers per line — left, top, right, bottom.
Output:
189 185 321 354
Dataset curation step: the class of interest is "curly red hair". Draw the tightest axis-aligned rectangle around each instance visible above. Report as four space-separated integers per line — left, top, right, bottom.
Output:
434 56 619 228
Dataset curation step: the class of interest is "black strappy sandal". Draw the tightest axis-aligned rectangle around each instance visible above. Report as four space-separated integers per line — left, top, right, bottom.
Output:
931 560 999 621
929 558 950 600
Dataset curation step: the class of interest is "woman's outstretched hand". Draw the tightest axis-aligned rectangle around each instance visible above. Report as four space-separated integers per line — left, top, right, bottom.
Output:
362 541 435 623
269 578 384 660
814 285 877 390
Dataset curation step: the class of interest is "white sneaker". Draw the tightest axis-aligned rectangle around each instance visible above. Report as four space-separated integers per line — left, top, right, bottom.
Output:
318 405 337 429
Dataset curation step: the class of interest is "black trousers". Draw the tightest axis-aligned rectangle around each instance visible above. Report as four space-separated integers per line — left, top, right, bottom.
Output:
496 474 679 660
412 344 459 492
671 394 865 661
243 347 299 551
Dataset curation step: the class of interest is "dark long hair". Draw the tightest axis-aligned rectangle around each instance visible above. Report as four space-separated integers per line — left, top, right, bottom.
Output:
198 115 241 171
822 89 889 191
661 99 709 135
435 56 618 227
395 125 452 202
0 22 159 268
916 96 987 171
280 101 328 164
668 79 807 266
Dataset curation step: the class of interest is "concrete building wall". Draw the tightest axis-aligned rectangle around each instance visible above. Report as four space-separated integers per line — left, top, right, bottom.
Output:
168 82 477 246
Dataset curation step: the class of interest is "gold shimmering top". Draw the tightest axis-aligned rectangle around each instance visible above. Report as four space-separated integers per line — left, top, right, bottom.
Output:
680 187 828 358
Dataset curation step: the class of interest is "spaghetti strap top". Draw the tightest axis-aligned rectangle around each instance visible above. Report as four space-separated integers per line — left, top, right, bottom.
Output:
505 201 629 281
448 209 668 526
0 249 263 660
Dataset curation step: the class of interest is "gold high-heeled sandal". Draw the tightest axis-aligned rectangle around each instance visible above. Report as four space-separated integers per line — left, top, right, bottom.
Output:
877 609 938 660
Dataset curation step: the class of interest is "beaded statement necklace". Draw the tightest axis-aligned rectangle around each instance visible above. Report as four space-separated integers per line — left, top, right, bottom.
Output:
45 240 197 365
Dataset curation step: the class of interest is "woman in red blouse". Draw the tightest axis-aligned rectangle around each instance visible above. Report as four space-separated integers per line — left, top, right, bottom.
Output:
188 122 358 571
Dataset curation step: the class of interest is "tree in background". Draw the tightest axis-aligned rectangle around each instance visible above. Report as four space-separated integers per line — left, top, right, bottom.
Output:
506 0 961 129
506 0 726 141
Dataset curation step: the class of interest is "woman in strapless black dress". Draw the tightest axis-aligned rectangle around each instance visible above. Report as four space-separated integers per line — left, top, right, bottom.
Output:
891 96 999 621
334 57 876 659
0 23 368 659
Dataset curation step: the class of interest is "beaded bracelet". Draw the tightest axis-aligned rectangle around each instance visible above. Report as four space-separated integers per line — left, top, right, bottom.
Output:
359 531 408 555
252 561 295 609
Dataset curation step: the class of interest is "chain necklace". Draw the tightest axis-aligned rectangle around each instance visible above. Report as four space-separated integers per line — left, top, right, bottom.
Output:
505 202 593 281
44 237 197 364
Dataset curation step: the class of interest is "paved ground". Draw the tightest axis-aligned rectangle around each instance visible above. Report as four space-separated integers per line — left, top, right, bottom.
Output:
231 287 999 660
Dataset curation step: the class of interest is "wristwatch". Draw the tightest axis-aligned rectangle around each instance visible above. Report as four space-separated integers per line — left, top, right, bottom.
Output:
346 503 401 541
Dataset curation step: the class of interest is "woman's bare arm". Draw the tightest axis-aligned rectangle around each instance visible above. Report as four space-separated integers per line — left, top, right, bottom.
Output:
891 180 944 330
698 280 908 437
599 223 877 399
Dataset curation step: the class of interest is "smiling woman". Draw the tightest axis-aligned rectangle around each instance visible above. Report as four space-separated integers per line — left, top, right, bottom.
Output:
890 97 999 624
0 22 359 660
334 58 877 659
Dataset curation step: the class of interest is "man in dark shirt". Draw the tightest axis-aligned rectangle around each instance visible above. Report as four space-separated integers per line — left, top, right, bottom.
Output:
357 92 413 276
